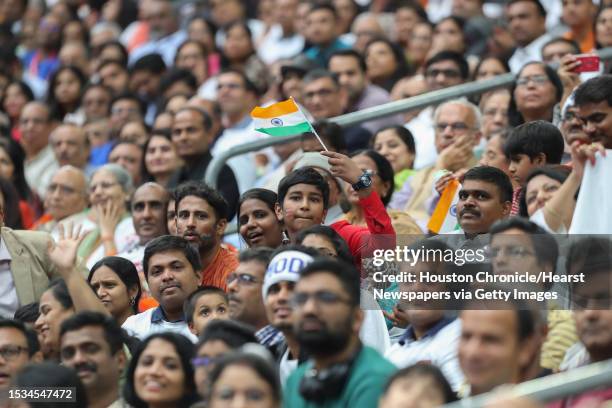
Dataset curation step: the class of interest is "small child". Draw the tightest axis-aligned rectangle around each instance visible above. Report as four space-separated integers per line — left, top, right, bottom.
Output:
184 286 230 337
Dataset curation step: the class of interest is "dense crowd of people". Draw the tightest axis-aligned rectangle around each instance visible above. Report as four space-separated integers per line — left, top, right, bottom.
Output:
0 0 611 406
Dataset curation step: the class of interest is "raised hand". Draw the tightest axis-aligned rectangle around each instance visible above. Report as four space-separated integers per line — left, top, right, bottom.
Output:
48 222 88 274
571 140 606 180
320 150 363 185
98 200 123 242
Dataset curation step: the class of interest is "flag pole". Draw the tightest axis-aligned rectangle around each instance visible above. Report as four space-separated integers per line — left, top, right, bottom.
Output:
291 97 329 151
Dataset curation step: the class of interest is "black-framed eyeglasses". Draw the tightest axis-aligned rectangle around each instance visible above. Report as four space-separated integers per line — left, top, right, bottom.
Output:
226 273 260 286
425 69 461 79
291 291 352 307
0 345 28 361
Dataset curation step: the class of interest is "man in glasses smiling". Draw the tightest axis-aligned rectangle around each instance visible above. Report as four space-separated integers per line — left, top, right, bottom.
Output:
284 258 394 407
0 319 41 391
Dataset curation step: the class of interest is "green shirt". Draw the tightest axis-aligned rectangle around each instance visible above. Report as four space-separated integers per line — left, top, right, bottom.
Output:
283 346 395 408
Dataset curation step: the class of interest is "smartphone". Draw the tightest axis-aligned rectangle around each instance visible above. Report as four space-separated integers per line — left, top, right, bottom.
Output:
574 54 600 73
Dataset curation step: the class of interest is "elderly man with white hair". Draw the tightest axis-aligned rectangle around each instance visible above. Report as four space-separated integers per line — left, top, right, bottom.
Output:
35 166 92 240
389 99 482 229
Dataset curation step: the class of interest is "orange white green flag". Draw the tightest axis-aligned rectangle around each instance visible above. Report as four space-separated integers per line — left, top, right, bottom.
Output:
428 179 461 234
251 98 314 137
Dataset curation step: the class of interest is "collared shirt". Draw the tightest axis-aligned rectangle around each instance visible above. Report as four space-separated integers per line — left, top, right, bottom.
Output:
122 306 197 343
385 317 464 392
304 38 351 67
0 238 18 318
256 325 285 348
25 145 59 199
350 85 403 135
257 24 304 64
129 30 188 67
406 107 437 170
508 33 553 73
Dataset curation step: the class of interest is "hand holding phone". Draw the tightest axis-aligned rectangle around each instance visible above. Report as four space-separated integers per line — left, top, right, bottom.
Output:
574 54 600 73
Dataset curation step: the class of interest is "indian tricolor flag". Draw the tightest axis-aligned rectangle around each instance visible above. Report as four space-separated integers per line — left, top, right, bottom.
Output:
428 179 461 234
251 98 313 137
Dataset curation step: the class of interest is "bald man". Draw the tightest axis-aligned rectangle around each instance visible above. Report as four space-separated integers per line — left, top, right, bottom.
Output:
50 124 92 175
117 183 170 274
19 102 59 198
35 166 92 240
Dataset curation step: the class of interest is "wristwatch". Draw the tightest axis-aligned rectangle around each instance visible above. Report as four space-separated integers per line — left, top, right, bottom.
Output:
352 170 373 191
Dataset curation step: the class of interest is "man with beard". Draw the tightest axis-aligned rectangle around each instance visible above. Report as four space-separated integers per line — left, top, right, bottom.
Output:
118 183 169 277
284 258 394 407
174 181 238 290
60 312 126 408
262 246 317 383
122 235 201 341
574 75 612 149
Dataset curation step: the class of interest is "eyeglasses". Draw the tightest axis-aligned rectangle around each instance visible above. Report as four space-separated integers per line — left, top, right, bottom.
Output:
435 122 471 132
516 75 549 87
425 69 461 79
0 345 28 361
89 181 118 192
19 117 47 127
111 107 139 116
191 356 221 367
217 83 243 91
226 273 260 286
487 246 535 259
291 290 352 308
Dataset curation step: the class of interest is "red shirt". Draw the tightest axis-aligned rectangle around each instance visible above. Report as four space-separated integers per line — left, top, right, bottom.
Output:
201 244 239 291
331 191 396 274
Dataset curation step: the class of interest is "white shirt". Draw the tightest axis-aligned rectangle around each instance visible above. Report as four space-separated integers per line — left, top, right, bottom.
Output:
257 25 304 64
122 307 197 343
385 318 464 392
0 238 18 319
359 290 391 354
129 30 188 67
406 107 437 170
279 349 298 387
508 33 553 74
84 217 138 270
25 145 58 199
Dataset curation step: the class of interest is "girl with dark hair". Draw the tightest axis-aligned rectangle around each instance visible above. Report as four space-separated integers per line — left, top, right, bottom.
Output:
221 21 269 94
142 131 181 187
0 138 38 226
34 278 75 360
207 351 281 408
1 80 34 140
595 5 612 48
88 256 143 325
379 363 457 408
296 224 354 264
344 149 394 227
175 39 209 86
237 188 284 249
372 126 416 191
509 62 563 127
432 16 466 55
47 65 87 123
123 332 199 408
188 16 221 77
520 165 574 234
0 177 24 229
365 37 411 92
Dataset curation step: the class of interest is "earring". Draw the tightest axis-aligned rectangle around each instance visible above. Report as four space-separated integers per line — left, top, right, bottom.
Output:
129 298 136 306
281 230 290 245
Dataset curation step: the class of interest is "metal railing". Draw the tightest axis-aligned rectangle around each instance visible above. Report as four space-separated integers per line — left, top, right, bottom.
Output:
206 47 612 189
442 358 612 407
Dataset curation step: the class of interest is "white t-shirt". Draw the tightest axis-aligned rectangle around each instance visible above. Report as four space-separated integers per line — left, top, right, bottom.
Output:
385 318 464 392
122 307 197 343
